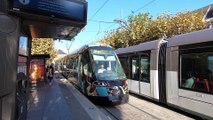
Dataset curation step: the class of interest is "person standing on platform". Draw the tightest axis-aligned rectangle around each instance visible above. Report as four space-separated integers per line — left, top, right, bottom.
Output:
44 65 49 84
48 64 54 86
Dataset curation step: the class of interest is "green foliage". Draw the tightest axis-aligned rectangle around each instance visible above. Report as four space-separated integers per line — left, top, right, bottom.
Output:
31 38 58 63
100 10 207 49
128 13 153 45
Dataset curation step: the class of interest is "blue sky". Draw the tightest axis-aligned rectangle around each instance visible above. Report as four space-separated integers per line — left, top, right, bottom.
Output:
54 0 213 54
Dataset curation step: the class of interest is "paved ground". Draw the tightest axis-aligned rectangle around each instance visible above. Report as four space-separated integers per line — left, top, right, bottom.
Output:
27 73 109 120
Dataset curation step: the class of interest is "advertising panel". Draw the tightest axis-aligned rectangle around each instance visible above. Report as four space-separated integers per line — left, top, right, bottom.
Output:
30 59 45 83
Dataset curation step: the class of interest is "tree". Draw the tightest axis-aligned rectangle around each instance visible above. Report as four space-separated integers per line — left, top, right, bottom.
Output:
31 38 58 63
100 10 207 49
128 13 153 45
100 29 128 48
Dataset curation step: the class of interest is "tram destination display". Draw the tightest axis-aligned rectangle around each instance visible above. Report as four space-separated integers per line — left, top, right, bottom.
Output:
10 0 87 23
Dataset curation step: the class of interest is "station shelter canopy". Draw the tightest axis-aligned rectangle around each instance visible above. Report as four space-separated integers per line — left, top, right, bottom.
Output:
7 0 88 40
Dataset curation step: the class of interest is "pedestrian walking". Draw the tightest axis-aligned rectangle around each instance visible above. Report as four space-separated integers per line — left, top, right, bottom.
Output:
44 65 49 84
48 64 54 86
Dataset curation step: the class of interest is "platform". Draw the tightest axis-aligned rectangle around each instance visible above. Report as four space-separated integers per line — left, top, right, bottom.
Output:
27 72 110 120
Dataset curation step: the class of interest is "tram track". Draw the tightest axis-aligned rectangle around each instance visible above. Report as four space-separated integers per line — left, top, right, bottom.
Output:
62 75 196 120
99 106 120 120
96 95 195 120
97 103 161 120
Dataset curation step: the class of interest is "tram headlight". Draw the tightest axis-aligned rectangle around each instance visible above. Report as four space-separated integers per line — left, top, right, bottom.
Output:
123 80 128 87
93 81 107 86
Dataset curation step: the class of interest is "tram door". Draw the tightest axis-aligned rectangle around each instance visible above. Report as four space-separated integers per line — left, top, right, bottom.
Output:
80 51 92 94
130 57 140 94
139 54 151 97
77 55 82 87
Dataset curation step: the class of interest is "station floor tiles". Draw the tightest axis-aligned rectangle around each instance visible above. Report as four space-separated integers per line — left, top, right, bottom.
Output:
27 73 109 120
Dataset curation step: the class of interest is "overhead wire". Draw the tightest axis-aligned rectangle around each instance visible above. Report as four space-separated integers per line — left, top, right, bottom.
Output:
87 0 157 43
88 0 109 21
85 0 110 44
101 0 157 35
127 0 157 18
88 19 114 23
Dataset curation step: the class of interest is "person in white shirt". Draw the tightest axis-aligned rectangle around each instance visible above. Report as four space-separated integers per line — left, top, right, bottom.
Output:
98 64 106 73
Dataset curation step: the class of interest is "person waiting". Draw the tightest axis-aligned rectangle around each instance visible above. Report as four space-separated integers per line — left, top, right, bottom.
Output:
182 72 195 88
97 64 106 73
48 64 54 86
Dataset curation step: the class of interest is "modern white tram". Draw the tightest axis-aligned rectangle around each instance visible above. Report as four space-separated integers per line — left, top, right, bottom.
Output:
116 28 213 119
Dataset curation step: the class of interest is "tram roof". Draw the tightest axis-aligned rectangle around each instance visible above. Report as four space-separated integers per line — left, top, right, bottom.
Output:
116 39 167 55
84 43 112 48
167 28 213 47
80 43 112 51
69 43 113 55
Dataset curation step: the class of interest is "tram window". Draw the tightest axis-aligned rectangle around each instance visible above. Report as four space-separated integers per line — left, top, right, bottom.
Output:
180 52 213 94
119 57 129 78
83 64 88 75
131 57 139 80
140 56 150 82
93 55 114 72
82 52 91 77
74 59 78 69
91 49 126 80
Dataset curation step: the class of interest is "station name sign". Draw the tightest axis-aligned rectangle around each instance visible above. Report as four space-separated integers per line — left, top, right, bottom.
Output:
10 0 87 23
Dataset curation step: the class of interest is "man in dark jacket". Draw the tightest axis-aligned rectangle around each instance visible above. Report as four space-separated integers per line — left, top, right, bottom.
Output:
48 64 54 86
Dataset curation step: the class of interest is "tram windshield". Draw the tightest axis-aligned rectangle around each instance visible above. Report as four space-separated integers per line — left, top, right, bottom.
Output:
90 47 126 80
